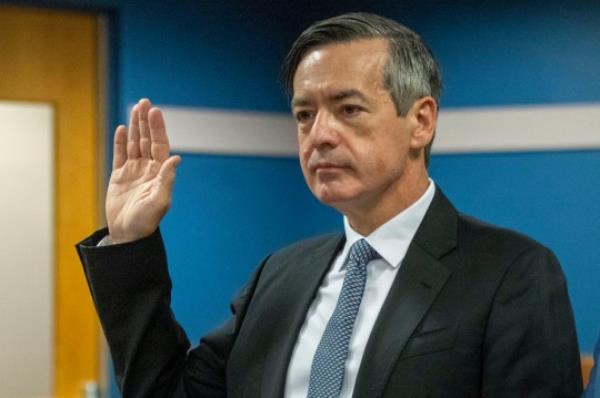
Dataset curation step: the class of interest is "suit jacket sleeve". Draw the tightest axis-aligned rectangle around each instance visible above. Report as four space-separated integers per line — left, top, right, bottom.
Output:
76 228 264 398
481 245 582 397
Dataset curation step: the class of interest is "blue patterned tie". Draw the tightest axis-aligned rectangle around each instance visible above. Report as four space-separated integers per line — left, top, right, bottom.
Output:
307 238 379 398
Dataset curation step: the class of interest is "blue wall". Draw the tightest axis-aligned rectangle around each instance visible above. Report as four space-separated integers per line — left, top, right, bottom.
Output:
15 0 600 395
162 154 340 337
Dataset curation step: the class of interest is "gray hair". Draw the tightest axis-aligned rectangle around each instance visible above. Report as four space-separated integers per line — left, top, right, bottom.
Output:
280 12 442 167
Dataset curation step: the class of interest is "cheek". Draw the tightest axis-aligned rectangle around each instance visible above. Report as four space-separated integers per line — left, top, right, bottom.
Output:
297 132 309 159
298 145 309 170
299 158 311 184
298 135 313 173
374 155 387 174
361 139 403 182
353 138 387 174
298 150 313 186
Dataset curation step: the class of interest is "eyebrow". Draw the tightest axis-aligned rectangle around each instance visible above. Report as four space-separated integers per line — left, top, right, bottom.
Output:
330 89 368 103
290 96 311 108
291 89 369 108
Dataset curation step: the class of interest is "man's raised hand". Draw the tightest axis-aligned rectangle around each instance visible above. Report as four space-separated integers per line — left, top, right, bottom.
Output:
106 98 181 244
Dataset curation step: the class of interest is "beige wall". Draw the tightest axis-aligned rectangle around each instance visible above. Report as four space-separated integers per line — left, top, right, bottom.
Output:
0 101 54 397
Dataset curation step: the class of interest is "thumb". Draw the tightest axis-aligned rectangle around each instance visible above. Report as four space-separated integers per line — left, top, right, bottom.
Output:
158 155 181 193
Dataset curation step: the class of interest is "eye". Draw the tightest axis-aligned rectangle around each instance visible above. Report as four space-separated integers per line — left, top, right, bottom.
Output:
294 110 314 123
340 104 364 117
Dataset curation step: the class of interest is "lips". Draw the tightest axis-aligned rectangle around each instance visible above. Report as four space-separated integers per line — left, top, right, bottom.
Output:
315 162 342 169
311 161 347 173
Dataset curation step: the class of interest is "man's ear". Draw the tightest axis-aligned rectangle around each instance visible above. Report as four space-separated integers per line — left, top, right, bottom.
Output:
409 96 437 150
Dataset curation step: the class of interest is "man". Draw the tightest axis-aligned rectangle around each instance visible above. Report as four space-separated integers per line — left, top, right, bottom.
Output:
77 12 582 397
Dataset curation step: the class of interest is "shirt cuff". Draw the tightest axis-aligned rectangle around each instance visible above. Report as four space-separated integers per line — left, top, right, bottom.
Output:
97 235 113 246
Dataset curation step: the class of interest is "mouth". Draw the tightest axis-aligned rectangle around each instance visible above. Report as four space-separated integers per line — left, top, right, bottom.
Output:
312 162 346 173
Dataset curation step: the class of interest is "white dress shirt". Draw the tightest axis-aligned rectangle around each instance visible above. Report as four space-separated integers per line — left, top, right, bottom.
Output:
284 180 436 398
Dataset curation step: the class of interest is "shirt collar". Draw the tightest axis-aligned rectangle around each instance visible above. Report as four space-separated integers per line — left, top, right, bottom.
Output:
339 179 436 270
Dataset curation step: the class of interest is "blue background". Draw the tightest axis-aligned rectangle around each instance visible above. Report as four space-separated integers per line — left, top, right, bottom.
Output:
8 0 600 395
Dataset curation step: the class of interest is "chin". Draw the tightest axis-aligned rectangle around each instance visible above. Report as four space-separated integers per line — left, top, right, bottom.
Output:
313 186 359 208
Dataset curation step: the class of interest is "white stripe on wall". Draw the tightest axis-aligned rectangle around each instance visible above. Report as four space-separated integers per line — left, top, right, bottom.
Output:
435 103 600 153
161 103 600 157
163 106 298 157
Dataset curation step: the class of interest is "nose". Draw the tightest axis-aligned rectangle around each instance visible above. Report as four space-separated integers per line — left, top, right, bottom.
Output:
310 110 341 149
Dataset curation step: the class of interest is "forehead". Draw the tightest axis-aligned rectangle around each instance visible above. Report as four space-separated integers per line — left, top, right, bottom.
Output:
292 38 390 98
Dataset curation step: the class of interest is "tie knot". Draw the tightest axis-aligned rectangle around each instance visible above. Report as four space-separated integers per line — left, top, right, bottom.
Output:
348 238 379 266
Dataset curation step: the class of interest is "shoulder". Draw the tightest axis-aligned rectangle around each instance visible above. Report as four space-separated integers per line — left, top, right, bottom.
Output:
253 233 343 285
457 213 552 259
455 213 564 284
268 233 343 264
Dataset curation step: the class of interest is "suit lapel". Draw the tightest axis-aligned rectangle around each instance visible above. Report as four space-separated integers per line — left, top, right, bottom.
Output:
353 188 458 398
261 234 345 398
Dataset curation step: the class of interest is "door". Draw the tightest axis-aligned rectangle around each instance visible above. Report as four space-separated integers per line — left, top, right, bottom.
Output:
0 5 104 397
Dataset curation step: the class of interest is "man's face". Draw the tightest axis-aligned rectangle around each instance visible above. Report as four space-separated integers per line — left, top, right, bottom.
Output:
292 38 419 214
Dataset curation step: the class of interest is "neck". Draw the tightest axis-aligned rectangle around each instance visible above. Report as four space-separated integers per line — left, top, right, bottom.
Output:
341 170 430 236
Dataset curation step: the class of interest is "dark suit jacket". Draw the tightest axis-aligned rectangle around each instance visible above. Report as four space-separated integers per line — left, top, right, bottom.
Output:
77 189 583 397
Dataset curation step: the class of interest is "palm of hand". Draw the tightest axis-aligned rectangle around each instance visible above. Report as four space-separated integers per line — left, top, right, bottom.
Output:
107 158 166 242
106 99 180 244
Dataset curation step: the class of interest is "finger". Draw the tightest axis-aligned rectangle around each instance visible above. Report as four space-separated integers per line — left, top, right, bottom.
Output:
138 98 152 158
113 125 128 169
127 104 141 158
148 106 171 162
